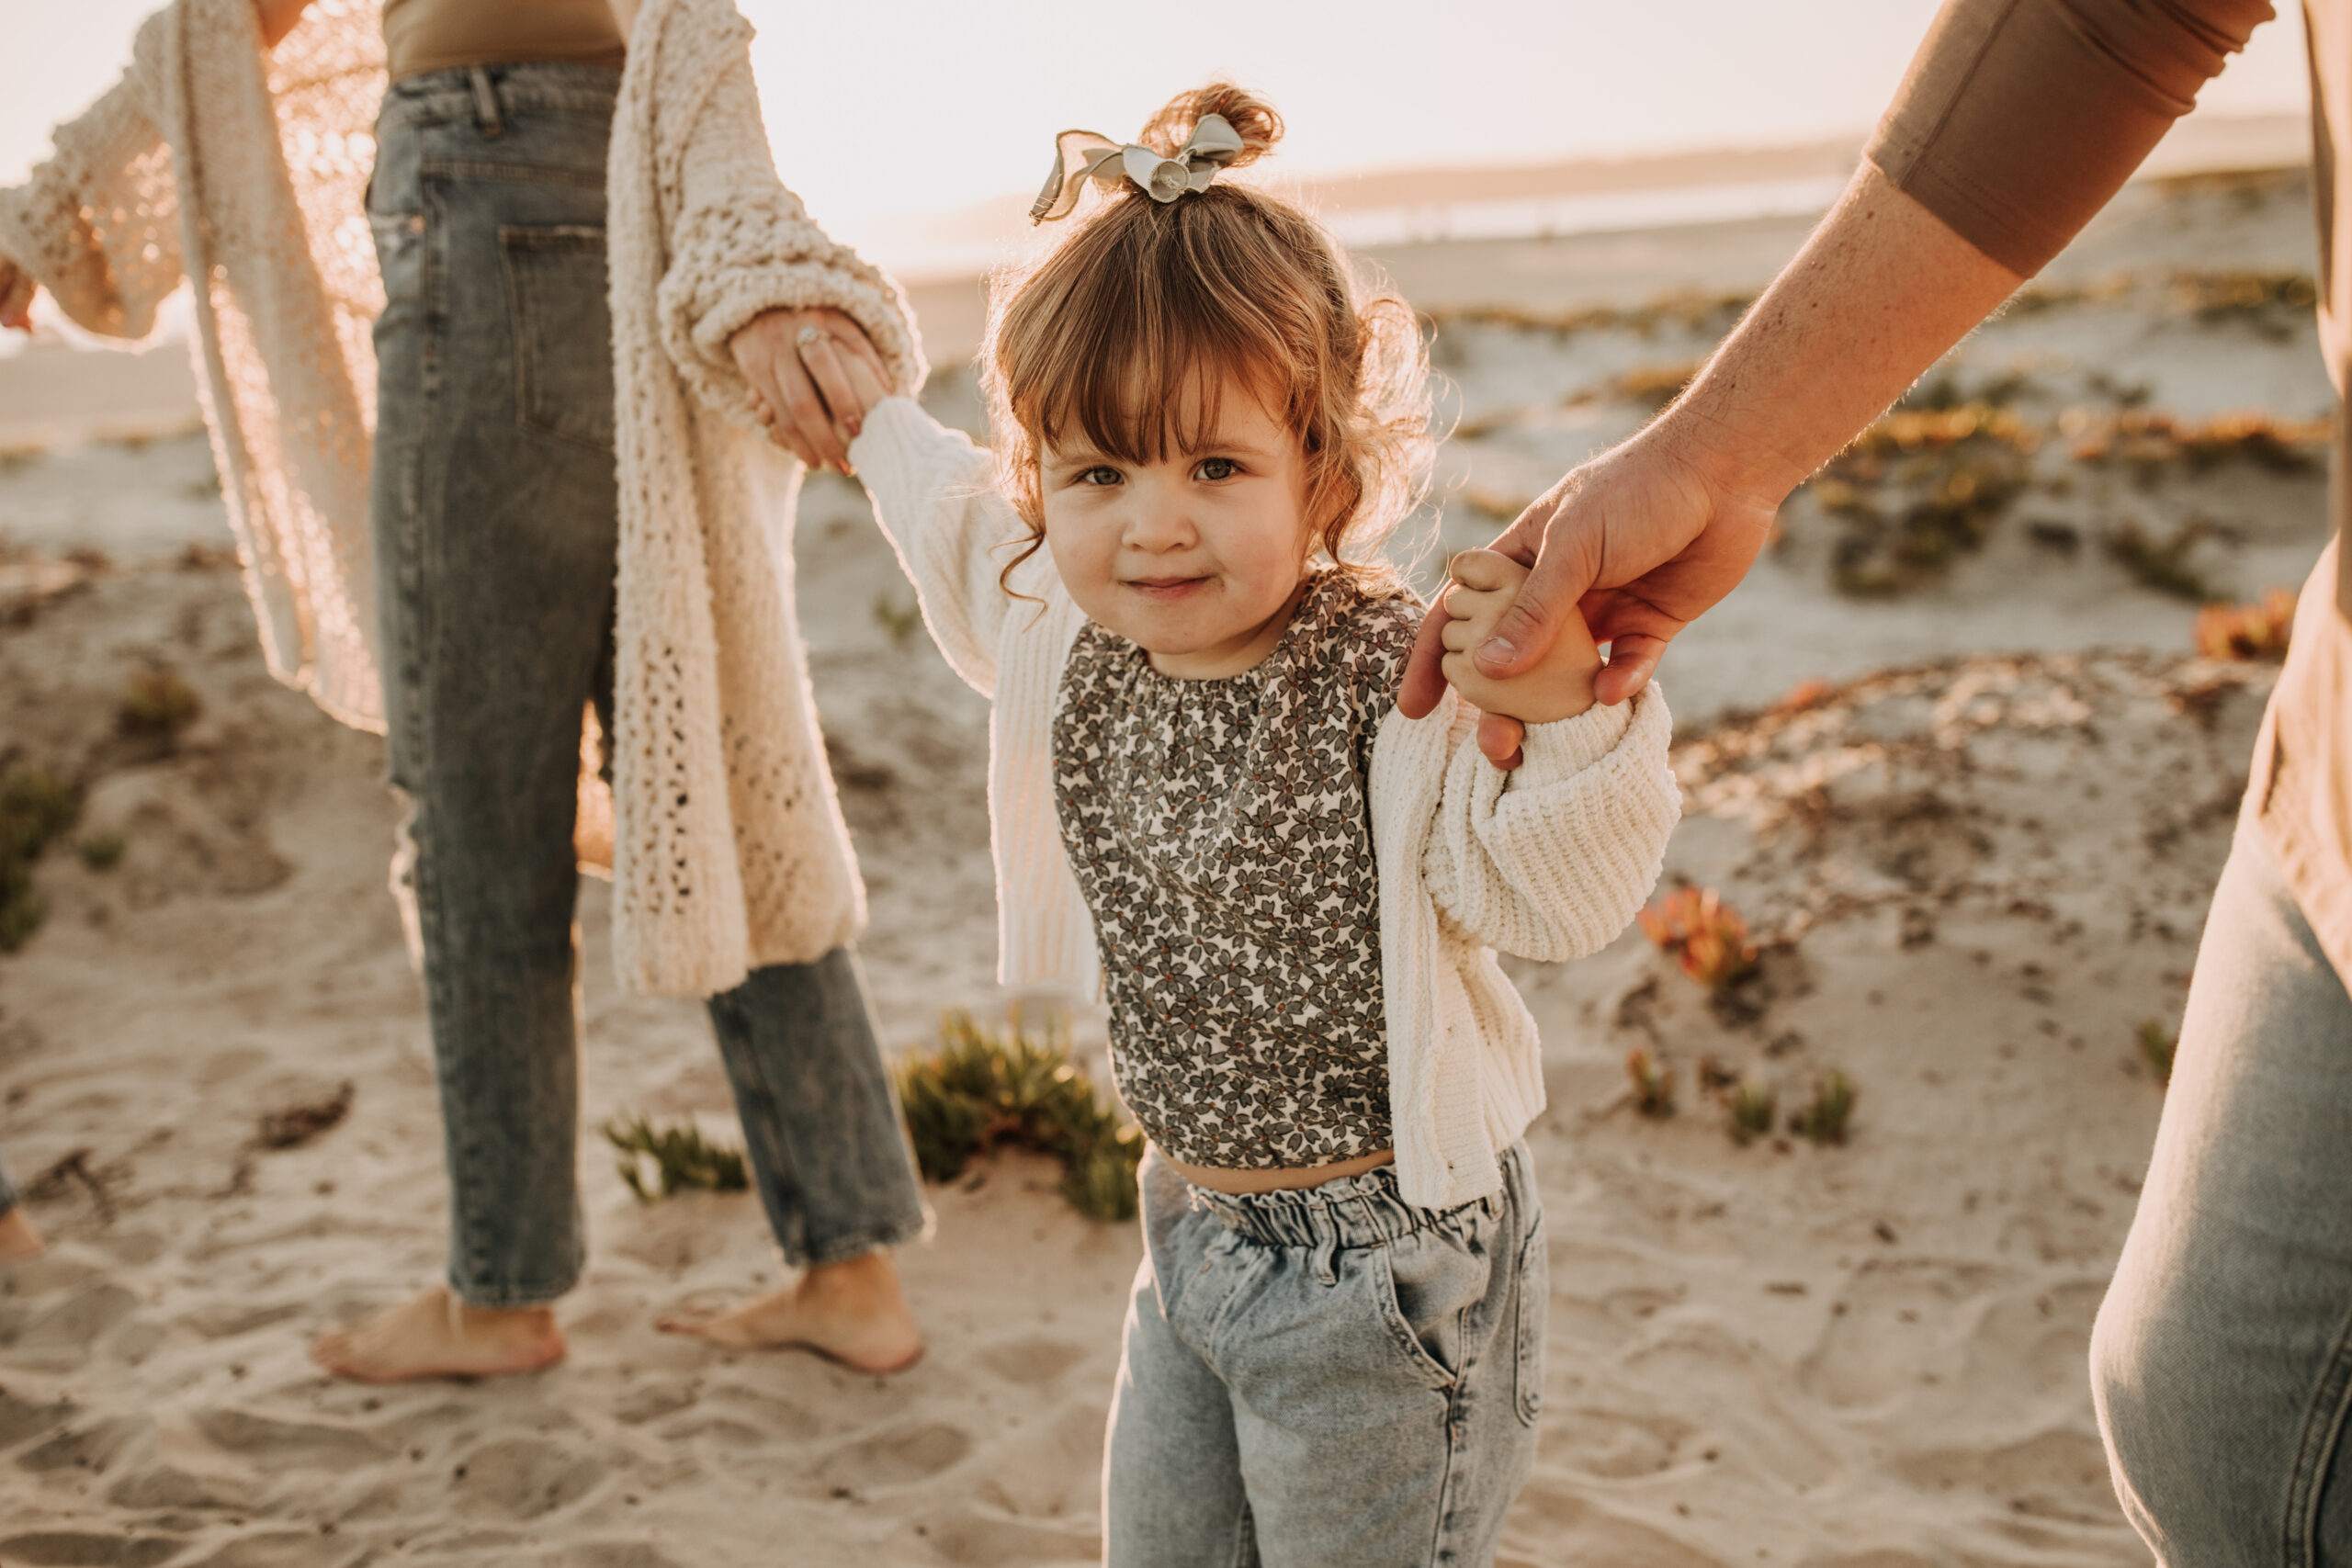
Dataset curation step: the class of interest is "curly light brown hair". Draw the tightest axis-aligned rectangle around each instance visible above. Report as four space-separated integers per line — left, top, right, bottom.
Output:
982 83 1433 595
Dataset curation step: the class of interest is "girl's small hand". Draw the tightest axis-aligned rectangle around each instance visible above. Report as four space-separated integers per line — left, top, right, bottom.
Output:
1439 549 1601 760
730 307 889 473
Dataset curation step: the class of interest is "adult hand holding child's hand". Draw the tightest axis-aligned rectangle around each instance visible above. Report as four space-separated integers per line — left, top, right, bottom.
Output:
730 307 890 474
1439 548 1603 768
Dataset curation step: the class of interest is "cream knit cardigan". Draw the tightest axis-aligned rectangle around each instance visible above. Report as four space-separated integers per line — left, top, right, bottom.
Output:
850 398 1682 1209
0 0 924 998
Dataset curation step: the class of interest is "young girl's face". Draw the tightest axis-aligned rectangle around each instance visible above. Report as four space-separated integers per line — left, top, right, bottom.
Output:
1039 378 1315 680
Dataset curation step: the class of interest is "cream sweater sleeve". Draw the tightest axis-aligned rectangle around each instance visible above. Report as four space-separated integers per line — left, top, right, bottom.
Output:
0 5 186 340
648 0 925 428
1419 682 1680 962
848 395 1041 699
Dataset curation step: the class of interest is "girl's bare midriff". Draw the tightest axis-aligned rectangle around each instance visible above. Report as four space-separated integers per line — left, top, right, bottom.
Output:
1164 1147 1395 1195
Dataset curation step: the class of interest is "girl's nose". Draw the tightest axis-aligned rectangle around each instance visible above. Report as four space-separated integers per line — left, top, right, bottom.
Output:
1124 490 1195 550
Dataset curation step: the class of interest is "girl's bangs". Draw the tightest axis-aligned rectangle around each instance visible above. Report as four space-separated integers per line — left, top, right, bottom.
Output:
1023 262 1293 468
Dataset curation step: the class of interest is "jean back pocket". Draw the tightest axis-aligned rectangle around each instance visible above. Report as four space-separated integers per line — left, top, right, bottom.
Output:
498 224 614 453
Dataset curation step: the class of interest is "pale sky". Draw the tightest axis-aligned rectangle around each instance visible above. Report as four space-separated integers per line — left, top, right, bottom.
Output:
0 0 2317 267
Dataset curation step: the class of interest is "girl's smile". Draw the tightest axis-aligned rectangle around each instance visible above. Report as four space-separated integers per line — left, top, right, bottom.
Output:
1039 378 1316 680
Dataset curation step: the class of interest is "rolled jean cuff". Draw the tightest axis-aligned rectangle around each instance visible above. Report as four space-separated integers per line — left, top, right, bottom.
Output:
799 1210 933 1270
447 1264 582 1311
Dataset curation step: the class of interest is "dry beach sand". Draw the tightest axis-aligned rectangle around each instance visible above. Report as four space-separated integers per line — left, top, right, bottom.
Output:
0 163 2333 1564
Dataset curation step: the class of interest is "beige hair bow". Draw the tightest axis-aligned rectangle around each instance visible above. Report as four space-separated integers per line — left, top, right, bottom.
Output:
1029 114 1248 223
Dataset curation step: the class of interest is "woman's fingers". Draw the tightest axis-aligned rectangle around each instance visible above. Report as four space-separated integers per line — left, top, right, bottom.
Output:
796 333 864 442
771 351 851 472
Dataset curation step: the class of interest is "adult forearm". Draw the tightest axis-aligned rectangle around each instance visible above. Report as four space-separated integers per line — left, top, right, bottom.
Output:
1662 162 2026 510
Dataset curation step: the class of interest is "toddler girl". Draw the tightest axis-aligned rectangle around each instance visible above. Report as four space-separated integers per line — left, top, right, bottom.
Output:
817 85 1679 1568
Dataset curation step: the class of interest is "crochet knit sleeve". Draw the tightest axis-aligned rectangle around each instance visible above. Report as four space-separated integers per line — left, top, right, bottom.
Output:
652 18 926 430
1419 682 1681 963
848 395 1040 699
0 6 185 340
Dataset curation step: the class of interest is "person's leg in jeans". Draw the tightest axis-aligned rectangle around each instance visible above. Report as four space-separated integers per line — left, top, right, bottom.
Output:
317 66 929 1380
312 66 623 1381
2090 820 2352 1564
657 950 931 1371
0 1150 40 1263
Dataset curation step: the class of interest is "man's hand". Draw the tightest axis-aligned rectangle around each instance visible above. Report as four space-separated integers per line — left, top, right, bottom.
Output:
0 259 35 333
1438 548 1602 763
1401 423 1779 763
729 308 891 473
1400 165 2028 769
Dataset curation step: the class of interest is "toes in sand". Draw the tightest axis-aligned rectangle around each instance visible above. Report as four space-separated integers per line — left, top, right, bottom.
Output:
658 1259 922 1374
309 1285 567 1384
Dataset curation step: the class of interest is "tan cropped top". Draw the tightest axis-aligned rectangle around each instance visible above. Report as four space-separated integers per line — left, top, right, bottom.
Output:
381 0 627 80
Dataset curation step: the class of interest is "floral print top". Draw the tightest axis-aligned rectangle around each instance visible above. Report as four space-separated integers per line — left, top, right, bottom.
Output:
1052 570 1421 1169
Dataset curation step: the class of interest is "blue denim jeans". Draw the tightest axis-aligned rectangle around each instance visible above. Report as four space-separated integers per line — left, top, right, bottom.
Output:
2091 820 2352 1564
368 64 925 1308
1105 1143 1545 1567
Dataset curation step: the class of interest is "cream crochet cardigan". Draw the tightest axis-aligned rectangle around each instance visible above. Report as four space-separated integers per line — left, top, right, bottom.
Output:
850 398 1682 1209
0 0 924 997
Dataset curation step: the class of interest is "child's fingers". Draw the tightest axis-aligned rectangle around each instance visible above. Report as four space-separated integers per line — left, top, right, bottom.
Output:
1447 547 1528 593
1439 615 1487 654
1442 581 1509 626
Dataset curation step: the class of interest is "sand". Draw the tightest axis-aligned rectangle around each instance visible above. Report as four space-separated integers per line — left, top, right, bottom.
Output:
0 164 2328 1564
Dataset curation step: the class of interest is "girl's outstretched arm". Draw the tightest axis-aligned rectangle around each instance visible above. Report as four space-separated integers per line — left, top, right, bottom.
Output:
1408 682 1681 964
846 385 1039 699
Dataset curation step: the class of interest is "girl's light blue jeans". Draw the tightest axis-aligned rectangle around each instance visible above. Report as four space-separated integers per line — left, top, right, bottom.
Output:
1106 1142 1545 1567
367 64 925 1309
2092 819 2352 1563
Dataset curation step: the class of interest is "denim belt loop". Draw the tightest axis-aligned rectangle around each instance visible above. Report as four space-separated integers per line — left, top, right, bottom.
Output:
1311 1206 1341 1287
468 64 504 138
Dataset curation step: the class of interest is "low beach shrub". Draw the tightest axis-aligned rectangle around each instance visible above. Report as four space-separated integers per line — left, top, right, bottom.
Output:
119 667 201 739
1625 1048 1677 1120
74 831 125 871
603 1114 750 1201
1639 886 1760 988
1729 1081 1777 1146
896 1010 1143 1223
1789 1070 1858 1146
870 591 922 648
2106 518 2223 602
2194 589 2295 660
0 766 80 953
2136 1020 2178 1088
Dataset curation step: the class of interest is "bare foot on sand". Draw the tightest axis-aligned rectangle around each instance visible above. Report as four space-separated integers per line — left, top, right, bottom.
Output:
659 1249 922 1372
0 1207 43 1264
310 1286 566 1383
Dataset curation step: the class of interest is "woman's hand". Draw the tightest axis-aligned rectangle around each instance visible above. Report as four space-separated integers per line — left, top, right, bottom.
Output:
1439 549 1602 761
729 308 892 473
0 259 36 333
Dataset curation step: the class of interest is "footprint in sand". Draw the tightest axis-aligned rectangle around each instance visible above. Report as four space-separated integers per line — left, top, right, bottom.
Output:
816 1420 971 1489
1539 1404 1702 1481
0 1533 186 1568
541 1543 684 1568
976 1334 1086 1386
178 1530 362 1568
192 1407 390 1471
8 1281 143 1365
910 1506 1098 1568
0 1385 80 1450
450 1437 608 1521
16 1412 151 1475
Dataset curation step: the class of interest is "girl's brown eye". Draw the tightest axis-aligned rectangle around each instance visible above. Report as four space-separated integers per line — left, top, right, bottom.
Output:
1198 457 1238 481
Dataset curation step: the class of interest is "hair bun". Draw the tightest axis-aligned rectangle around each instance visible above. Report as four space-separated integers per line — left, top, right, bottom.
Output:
1138 82 1282 168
